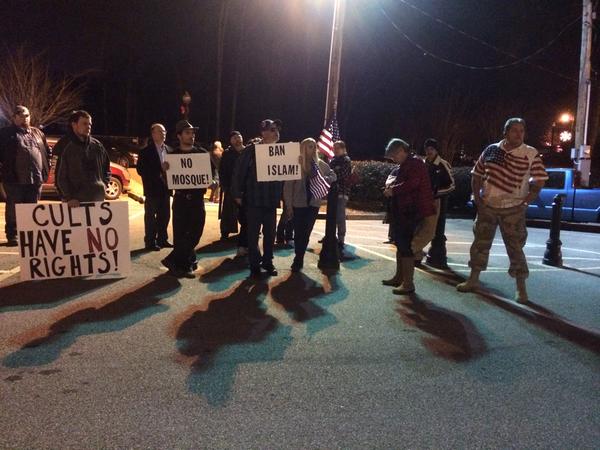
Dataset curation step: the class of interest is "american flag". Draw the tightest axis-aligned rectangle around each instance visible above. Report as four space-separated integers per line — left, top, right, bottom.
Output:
318 112 340 158
474 144 546 193
309 160 330 200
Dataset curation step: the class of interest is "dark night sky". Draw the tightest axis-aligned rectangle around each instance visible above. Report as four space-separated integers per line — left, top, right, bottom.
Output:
0 0 584 159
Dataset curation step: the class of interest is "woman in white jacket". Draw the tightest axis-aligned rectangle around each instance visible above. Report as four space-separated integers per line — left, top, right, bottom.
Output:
283 138 337 272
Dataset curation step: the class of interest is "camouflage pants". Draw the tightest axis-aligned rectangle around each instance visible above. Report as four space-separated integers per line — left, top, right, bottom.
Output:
468 204 529 278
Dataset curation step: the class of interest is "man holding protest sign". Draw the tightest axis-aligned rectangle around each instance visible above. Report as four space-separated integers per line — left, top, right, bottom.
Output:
231 118 288 278
55 110 110 207
160 120 212 278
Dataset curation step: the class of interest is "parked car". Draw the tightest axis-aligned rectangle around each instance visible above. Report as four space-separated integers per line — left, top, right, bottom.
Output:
43 136 131 200
95 135 144 168
527 168 600 223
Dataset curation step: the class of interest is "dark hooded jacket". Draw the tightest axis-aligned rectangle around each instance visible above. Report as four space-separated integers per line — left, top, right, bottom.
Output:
55 131 110 202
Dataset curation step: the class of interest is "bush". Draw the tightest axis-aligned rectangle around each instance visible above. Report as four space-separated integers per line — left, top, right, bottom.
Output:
348 160 394 211
347 160 474 212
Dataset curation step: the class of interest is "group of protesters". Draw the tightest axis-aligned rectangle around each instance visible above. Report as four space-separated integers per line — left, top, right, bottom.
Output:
1 106 548 303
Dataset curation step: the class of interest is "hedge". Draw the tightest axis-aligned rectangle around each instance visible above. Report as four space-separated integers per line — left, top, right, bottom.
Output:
347 160 472 211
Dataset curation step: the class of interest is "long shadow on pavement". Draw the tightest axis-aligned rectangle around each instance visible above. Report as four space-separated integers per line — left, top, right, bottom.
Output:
270 272 349 337
397 296 488 362
0 278 118 313
175 279 292 406
417 265 600 354
195 238 237 258
199 256 248 292
561 265 600 279
3 274 180 367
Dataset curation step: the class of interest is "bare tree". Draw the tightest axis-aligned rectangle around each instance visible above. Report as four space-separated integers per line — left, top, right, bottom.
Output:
0 47 85 126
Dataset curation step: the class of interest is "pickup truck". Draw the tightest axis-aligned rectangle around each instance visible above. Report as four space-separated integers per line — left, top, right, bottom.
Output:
527 168 600 223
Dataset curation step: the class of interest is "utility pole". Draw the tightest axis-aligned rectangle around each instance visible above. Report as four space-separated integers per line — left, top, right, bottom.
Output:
574 0 593 186
323 0 346 127
319 0 346 272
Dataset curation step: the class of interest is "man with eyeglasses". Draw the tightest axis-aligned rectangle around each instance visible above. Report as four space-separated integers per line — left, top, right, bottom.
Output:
0 105 51 246
231 118 284 278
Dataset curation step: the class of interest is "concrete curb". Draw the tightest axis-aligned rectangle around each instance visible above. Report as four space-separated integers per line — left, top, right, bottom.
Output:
416 264 600 353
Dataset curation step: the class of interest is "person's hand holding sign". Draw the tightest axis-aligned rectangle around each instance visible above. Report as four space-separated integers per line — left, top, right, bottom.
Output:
67 199 80 208
161 161 170 171
234 197 242 206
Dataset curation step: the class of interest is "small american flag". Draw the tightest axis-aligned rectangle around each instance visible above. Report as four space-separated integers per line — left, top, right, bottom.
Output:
318 112 340 158
309 160 330 200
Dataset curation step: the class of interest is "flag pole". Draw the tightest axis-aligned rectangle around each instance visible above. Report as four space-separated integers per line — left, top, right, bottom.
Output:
319 0 346 273
323 0 346 128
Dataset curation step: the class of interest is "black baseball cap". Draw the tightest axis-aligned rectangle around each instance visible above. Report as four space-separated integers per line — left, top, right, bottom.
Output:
175 120 198 134
230 130 242 138
260 119 283 131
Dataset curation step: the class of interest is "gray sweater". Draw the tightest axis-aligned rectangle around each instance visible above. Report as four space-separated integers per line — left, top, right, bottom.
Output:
283 159 337 208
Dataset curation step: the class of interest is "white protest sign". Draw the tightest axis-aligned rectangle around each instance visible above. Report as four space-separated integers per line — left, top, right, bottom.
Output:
255 142 301 182
165 153 212 189
16 201 131 281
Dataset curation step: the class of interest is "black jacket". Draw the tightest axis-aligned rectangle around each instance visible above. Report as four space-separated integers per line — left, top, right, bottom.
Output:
55 131 110 202
0 125 51 184
231 143 283 208
218 145 243 191
137 142 172 197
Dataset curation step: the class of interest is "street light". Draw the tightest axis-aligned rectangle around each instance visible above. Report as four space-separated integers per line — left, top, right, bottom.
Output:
181 91 191 120
559 112 574 124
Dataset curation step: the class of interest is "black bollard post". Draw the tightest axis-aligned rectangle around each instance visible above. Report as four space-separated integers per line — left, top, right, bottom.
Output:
426 196 449 269
542 194 563 267
318 183 340 271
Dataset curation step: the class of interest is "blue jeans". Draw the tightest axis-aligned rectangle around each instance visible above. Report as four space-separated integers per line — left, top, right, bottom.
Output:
4 183 42 240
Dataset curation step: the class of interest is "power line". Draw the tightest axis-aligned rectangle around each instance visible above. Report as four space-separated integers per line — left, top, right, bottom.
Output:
380 2 579 82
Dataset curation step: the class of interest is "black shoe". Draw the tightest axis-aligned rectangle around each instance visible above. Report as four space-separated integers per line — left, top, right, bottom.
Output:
161 257 176 272
157 241 174 248
291 260 303 273
145 244 161 251
261 264 278 276
6 238 18 247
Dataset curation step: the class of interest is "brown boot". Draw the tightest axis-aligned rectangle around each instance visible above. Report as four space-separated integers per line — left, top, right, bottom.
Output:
393 257 415 295
382 252 403 287
456 270 481 292
515 277 529 304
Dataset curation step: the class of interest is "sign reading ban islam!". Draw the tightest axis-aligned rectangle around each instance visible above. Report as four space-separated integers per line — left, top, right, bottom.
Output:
255 142 301 182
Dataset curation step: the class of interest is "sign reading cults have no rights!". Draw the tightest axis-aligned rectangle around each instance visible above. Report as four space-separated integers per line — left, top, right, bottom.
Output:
16 201 131 281
255 142 301 182
165 153 213 189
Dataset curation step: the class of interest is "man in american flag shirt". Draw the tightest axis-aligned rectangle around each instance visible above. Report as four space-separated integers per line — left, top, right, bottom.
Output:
457 118 548 303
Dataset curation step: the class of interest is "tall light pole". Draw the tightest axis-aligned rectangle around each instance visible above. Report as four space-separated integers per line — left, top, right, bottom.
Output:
574 0 593 186
323 0 346 127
